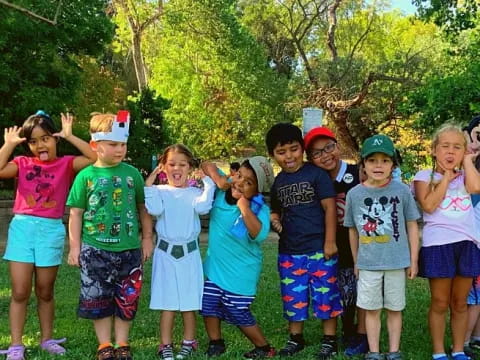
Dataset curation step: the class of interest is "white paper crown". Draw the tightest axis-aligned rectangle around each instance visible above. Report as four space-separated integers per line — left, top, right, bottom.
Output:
91 110 130 142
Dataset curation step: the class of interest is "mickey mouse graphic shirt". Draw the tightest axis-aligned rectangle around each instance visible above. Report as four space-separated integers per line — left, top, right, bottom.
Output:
13 155 75 218
344 181 420 270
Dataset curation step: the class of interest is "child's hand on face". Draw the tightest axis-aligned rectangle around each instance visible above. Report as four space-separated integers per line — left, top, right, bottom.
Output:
4 126 26 146
436 159 461 182
237 196 250 212
464 151 479 165
53 112 74 139
467 142 480 154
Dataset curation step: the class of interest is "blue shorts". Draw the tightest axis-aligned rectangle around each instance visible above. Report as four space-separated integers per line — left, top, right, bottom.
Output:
200 280 256 327
468 276 480 305
3 214 65 266
278 252 343 321
78 244 143 321
419 240 480 278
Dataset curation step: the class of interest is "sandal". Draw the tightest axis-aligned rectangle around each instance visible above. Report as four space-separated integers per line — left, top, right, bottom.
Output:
0 345 26 360
40 338 66 355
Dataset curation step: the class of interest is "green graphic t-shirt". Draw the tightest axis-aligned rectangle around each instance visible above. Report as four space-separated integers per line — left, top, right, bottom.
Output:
67 163 145 251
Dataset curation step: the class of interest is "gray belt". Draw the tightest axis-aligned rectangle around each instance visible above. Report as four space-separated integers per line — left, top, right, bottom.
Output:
157 239 198 259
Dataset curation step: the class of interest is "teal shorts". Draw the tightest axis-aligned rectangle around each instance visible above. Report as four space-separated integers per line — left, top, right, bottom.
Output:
3 214 66 266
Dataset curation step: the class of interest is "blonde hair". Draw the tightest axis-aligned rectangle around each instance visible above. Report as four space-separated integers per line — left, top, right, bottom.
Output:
429 122 467 188
89 113 115 134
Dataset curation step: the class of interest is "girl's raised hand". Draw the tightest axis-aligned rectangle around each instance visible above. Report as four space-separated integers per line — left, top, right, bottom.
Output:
145 164 164 186
4 126 26 146
464 151 479 165
53 112 74 139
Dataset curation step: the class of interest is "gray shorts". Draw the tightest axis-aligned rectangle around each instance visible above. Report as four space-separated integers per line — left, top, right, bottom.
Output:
357 269 405 311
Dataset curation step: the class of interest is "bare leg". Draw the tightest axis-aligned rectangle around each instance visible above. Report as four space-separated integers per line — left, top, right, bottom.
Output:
160 311 176 345
204 316 222 340
323 318 337 336
288 321 304 335
34 266 59 342
93 317 112 345
114 317 132 345
9 262 34 345
466 305 480 342
472 311 480 338
429 278 452 354
386 310 402 352
451 276 473 353
239 325 268 347
181 311 196 341
365 309 381 353
357 307 367 334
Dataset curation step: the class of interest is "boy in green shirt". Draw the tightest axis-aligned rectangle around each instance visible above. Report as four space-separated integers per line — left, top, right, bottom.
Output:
67 112 153 360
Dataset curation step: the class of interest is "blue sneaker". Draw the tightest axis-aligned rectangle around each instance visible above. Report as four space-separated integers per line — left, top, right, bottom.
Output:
452 353 471 360
344 335 368 357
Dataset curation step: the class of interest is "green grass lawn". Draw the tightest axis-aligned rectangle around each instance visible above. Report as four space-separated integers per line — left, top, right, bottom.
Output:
0 242 442 359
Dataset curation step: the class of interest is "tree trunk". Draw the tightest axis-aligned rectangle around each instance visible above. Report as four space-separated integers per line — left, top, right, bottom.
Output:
132 31 148 91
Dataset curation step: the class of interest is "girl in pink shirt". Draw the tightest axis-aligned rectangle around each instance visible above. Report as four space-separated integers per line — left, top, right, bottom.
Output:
414 123 480 360
0 111 96 360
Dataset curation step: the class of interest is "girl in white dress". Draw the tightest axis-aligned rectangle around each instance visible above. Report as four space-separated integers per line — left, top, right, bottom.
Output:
145 144 215 360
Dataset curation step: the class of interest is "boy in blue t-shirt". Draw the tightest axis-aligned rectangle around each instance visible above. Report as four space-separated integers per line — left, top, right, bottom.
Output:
266 123 342 359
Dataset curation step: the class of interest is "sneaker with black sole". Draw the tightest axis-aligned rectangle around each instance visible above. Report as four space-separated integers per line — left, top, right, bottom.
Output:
176 340 198 359
471 340 480 351
464 345 478 360
243 346 276 359
205 340 226 357
158 344 174 360
279 340 305 357
317 340 337 360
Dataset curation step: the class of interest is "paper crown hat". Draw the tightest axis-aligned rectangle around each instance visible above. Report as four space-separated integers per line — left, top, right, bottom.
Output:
91 110 130 143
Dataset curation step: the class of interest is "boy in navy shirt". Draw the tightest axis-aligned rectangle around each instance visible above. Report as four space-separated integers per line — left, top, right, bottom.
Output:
266 123 342 359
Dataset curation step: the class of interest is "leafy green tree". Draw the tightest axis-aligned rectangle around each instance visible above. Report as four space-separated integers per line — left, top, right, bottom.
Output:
126 88 170 174
146 0 290 158
240 0 441 158
0 0 114 127
413 0 478 36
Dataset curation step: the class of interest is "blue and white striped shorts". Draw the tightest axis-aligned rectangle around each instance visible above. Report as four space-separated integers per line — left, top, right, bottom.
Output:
200 280 256 327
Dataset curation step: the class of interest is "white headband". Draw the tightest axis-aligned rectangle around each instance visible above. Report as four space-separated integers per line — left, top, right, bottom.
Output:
91 110 130 143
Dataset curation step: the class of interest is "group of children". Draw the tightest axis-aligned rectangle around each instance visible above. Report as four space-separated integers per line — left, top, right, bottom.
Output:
0 110 480 360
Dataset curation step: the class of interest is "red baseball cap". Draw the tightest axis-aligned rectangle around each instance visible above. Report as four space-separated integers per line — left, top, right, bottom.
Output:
304 127 337 150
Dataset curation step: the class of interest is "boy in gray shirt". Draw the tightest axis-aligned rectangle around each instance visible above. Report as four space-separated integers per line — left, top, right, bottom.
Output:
344 135 420 360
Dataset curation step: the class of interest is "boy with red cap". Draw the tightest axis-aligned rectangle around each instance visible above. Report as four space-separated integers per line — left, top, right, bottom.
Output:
304 127 368 357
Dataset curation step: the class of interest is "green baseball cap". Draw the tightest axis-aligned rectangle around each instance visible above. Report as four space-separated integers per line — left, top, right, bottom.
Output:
360 134 395 159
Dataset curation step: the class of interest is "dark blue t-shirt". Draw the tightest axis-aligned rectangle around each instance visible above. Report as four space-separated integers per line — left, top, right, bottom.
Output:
271 162 336 255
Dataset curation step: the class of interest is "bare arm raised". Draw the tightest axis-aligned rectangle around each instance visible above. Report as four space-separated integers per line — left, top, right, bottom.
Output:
0 126 25 178
54 113 97 172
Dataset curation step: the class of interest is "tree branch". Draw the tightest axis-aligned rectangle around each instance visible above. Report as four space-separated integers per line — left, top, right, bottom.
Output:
0 0 62 25
139 0 164 33
326 0 342 61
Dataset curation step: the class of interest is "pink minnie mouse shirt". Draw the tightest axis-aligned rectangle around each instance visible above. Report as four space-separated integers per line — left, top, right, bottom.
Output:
413 169 478 247
13 155 75 219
